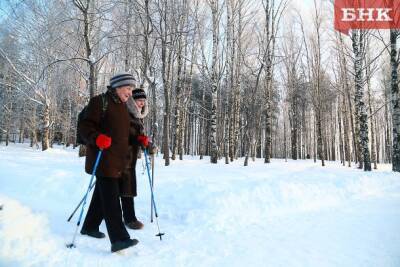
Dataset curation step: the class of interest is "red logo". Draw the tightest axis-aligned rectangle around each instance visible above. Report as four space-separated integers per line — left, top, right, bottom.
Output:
334 0 400 34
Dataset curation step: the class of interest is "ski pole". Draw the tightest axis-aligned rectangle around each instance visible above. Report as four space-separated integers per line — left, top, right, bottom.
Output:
66 149 103 248
67 181 96 222
144 149 165 240
150 153 154 223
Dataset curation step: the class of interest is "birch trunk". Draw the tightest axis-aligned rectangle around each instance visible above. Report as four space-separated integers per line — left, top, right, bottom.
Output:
41 102 50 151
366 62 377 169
209 0 219 163
232 1 243 161
263 0 273 163
352 30 371 171
390 29 400 171
172 36 184 161
160 1 171 166
313 0 325 166
338 97 344 165
385 84 391 163
342 93 351 167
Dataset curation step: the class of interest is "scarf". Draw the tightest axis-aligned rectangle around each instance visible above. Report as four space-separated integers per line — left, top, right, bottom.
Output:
126 97 149 119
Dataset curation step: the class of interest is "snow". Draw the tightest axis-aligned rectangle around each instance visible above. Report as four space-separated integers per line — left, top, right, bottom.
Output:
1 143 400 267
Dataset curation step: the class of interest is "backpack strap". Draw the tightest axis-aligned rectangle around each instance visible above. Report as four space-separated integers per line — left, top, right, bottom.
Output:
97 93 108 133
100 93 108 119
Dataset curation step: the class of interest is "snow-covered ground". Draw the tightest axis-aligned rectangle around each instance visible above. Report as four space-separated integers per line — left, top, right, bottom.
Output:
1 143 400 267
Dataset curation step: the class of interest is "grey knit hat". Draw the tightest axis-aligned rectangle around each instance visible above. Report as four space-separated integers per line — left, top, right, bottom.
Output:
108 72 136 89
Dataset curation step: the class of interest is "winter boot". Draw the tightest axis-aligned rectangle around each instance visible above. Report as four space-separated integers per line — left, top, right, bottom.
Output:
111 238 139 253
80 228 106 239
125 219 144 230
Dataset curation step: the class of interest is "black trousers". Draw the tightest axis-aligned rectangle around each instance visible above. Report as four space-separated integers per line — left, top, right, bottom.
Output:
82 177 130 244
121 197 137 223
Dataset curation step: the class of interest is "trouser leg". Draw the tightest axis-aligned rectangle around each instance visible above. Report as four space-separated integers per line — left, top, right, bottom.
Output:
97 177 130 244
121 196 136 223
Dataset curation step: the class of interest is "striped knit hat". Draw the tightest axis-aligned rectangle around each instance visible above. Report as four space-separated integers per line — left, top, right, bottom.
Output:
108 72 136 89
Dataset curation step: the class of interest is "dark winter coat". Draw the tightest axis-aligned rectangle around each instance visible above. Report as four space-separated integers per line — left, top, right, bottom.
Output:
79 90 131 179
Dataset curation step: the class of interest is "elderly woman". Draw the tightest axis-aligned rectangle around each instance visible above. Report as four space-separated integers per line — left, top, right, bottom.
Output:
120 87 155 230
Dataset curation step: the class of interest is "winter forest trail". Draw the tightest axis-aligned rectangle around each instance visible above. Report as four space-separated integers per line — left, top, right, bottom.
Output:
0 144 400 267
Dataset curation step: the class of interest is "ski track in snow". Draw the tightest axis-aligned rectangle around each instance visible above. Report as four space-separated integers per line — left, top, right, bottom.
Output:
0 143 400 267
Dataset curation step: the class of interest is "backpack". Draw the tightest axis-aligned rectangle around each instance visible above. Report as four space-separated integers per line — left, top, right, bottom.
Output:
76 93 108 145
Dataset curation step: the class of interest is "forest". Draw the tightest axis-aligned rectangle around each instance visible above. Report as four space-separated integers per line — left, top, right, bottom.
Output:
0 0 399 171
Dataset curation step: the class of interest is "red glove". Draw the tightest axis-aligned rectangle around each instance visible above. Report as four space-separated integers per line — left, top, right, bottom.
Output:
96 134 112 150
137 135 149 148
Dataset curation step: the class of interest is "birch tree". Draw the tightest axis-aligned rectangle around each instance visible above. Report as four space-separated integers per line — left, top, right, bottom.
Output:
262 0 287 163
352 29 371 171
207 0 220 163
310 0 325 166
390 29 400 172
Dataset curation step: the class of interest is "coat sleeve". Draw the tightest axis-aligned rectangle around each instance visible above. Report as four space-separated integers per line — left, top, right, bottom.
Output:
79 96 102 146
128 117 145 146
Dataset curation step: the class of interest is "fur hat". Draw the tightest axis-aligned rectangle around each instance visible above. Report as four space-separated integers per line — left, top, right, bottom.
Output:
132 88 146 99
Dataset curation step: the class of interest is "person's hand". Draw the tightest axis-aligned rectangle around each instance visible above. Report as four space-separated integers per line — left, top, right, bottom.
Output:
96 134 112 150
137 135 149 148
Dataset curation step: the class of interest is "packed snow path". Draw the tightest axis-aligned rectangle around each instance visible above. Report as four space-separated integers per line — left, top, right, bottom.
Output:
1 144 400 267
